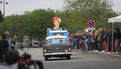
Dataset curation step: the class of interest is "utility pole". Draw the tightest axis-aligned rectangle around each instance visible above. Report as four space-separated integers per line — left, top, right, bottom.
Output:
0 0 8 32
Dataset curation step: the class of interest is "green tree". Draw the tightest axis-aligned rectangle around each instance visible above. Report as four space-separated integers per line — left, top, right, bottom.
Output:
64 0 117 33
27 9 56 40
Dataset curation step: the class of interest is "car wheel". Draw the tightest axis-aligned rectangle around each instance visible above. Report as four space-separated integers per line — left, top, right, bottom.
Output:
45 56 48 61
66 55 71 60
60 57 63 59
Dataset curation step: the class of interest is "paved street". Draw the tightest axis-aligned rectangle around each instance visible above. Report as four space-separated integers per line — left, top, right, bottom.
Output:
18 48 121 69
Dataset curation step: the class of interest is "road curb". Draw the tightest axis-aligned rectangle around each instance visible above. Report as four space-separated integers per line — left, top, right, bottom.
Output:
72 50 121 58
91 51 121 58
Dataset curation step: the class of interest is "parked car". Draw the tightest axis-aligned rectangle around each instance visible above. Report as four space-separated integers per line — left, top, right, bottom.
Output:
32 41 40 48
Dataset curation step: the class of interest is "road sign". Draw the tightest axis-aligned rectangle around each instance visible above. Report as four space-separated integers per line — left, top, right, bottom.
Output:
88 20 95 27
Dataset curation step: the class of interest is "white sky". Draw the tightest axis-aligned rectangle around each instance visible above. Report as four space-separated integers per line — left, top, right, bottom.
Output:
112 0 121 13
0 0 121 16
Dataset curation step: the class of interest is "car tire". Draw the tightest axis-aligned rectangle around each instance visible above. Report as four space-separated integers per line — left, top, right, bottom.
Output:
66 55 71 60
45 56 48 61
60 57 63 59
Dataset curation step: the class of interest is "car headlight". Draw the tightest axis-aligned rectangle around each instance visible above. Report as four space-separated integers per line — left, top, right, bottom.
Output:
44 49 47 53
68 48 71 52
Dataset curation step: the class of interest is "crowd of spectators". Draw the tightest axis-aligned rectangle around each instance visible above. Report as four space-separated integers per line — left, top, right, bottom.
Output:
70 28 121 53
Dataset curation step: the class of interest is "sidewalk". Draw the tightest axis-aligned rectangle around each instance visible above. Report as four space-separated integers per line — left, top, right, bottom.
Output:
91 50 121 58
72 49 121 58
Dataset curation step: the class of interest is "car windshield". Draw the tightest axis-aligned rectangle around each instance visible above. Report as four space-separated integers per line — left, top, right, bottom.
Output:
34 42 38 44
47 38 67 44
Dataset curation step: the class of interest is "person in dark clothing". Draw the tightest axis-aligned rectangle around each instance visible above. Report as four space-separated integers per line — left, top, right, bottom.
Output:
0 35 9 60
97 29 103 51
74 34 78 50
91 34 95 50
114 28 121 52
103 28 108 52
88 35 91 51
108 29 113 52
94 31 98 50
0 35 3 59
76 34 81 50
5 50 19 65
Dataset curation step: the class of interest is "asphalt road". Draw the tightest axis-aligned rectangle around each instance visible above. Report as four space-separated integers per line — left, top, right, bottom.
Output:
18 48 121 69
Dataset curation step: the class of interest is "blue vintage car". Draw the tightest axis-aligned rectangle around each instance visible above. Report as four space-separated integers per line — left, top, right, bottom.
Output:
43 28 71 60
43 36 72 60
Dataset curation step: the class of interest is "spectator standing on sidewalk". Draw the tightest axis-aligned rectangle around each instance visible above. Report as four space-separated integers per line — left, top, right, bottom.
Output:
80 37 85 51
74 33 80 50
94 30 98 50
3 31 12 51
0 32 11 60
71 37 75 49
85 35 88 51
74 34 77 49
91 34 95 50
88 35 91 51
108 29 113 52
101 28 105 51
114 28 121 52
0 35 3 59
97 29 102 51
103 28 108 52
70 34 75 49
97 28 105 51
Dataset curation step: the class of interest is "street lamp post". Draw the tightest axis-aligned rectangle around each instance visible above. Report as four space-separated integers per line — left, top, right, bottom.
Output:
0 0 8 32
0 1 2 34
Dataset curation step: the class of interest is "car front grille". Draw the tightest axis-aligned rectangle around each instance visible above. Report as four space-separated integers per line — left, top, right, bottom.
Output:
50 49 64 53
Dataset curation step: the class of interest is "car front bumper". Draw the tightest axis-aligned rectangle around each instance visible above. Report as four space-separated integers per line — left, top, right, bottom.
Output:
44 52 72 56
